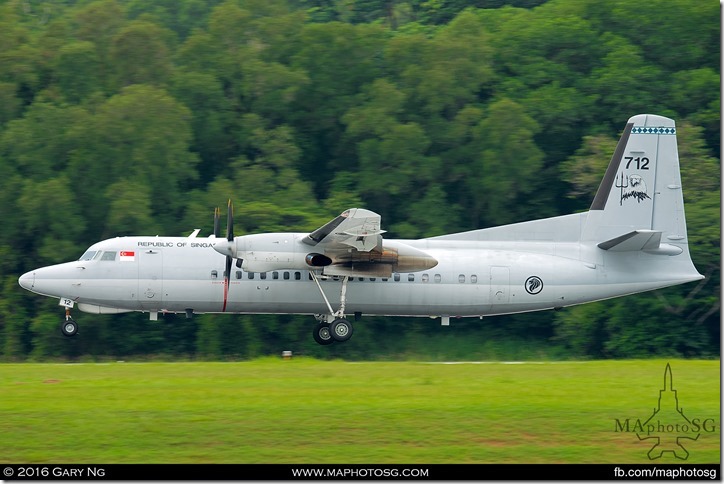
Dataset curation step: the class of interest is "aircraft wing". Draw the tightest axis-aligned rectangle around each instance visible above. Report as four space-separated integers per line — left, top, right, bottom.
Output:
301 208 436 277
303 208 386 252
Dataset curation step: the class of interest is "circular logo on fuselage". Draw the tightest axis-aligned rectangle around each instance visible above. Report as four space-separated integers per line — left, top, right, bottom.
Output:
525 276 543 295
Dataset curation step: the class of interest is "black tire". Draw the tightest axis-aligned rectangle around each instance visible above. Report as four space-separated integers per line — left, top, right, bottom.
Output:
330 318 353 342
313 322 334 345
61 319 78 337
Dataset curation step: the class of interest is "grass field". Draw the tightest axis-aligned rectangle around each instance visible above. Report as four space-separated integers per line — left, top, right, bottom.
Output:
0 359 719 464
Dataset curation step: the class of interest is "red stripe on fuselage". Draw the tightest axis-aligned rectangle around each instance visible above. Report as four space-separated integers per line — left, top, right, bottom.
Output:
222 278 229 312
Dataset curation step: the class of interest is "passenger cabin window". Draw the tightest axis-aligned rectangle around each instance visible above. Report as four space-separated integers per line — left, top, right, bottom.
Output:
79 251 97 261
260 272 267 280
211 270 218 279
434 274 441 283
408 274 415 282
272 272 279 280
248 272 255 280
459 274 465 283
471 275 478 283
236 271 242 280
295 272 301 280
100 251 116 261
394 274 400 282
422 274 429 283
283 272 290 280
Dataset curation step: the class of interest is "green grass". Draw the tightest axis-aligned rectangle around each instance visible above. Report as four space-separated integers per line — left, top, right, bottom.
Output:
0 359 719 463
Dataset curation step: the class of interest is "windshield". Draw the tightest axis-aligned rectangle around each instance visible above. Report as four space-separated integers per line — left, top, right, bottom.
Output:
78 250 96 261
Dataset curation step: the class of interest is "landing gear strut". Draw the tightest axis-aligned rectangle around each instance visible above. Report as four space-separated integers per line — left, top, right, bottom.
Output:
310 273 354 345
61 307 78 337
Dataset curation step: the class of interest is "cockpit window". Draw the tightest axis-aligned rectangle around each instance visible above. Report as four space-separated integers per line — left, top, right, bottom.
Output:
100 251 117 261
79 251 97 261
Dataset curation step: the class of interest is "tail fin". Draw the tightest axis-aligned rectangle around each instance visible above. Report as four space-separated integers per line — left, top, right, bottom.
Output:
583 114 690 255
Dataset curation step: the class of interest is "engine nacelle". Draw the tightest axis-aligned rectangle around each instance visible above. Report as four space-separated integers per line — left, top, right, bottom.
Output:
218 233 438 276
305 253 332 267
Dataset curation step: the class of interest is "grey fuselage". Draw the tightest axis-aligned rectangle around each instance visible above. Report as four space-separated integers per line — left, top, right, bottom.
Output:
18 210 702 321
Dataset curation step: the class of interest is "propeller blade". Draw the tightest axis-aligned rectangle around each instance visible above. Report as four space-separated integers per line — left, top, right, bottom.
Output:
226 199 234 242
225 254 233 283
221 200 234 313
213 207 220 238
222 253 232 313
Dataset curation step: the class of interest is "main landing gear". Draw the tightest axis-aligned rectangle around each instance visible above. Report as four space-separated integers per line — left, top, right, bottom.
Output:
61 307 79 337
310 273 354 345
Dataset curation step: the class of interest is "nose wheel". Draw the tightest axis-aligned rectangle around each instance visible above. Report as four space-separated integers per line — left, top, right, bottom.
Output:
60 308 78 337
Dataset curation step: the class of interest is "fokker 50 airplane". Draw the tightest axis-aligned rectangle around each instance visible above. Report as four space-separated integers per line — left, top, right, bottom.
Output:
19 114 704 345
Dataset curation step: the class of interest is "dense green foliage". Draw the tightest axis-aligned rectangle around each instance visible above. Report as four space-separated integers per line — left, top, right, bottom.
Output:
1 359 720 463
0 0 719 360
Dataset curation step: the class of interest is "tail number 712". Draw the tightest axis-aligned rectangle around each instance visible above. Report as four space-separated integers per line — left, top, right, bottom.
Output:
625 156 649 170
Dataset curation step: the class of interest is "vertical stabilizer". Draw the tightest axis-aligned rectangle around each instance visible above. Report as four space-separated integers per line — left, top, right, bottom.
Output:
583 114 687 247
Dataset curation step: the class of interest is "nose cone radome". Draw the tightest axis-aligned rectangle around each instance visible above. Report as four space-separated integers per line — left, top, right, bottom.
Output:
18 271 35 291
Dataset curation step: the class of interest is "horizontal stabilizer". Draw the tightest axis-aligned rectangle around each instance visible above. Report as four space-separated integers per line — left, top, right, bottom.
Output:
597 230 683 255
598 230 661 251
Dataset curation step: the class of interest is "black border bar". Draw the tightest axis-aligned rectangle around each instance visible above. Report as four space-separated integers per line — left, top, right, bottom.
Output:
2 464 720 481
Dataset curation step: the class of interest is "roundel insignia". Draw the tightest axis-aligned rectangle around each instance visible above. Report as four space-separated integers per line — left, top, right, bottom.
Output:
525 276 543 295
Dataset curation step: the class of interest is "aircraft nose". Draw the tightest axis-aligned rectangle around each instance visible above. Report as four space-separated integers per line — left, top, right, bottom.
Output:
18 271 35 291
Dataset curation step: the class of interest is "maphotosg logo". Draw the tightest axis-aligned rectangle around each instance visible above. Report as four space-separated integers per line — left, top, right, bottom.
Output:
614 363 717 460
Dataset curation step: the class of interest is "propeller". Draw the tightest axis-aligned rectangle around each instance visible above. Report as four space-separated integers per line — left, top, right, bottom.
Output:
224 200 234 293
212 200 235 312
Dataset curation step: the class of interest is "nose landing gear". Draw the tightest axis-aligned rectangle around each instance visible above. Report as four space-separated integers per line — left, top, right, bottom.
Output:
61 307 78 337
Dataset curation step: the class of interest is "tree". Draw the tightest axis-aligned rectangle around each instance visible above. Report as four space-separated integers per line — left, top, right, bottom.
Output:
0 0 718 361
559 133 618 208
18 176 87 265
170 70 235 183
72 0 125 91
385 10 494 119
586 34 665 129
585 0 719 72
459 98 545 227
290 21 387 194
55 41 102 103
109 20 175 89
0 3 40 108
68 85 199 236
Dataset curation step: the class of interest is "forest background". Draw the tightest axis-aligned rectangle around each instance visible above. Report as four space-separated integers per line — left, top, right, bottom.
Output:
0 0 719 361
